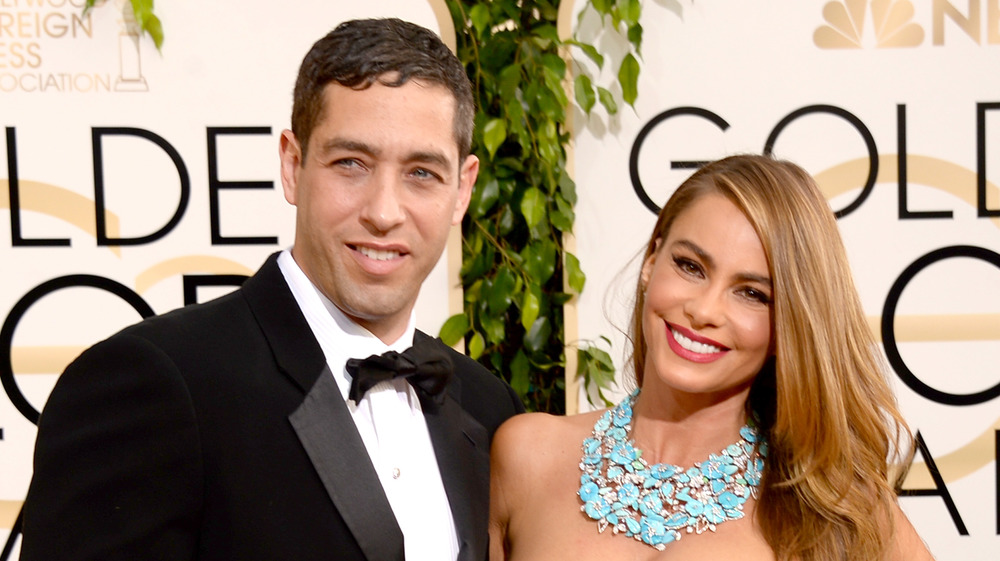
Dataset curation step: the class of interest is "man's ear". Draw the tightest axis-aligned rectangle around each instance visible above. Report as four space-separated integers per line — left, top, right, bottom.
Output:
278 129 302 205
452 154 479 225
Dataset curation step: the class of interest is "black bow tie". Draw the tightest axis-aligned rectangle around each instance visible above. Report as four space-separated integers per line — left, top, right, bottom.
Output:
345 342 453 403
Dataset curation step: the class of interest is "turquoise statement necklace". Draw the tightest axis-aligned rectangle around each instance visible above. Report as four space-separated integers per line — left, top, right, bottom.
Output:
578 390 766 550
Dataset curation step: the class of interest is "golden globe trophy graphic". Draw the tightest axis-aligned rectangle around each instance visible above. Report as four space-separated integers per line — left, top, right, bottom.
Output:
114 0 148 92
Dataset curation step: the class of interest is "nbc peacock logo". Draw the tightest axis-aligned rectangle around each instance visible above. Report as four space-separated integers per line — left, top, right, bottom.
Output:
814 0 925 48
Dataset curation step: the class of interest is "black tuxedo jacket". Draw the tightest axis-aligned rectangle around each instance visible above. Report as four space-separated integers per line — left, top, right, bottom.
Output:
20 253 523 561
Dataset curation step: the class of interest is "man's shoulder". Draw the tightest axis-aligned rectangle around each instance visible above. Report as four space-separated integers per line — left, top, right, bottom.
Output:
419 332 497 385
117 253 286 345
120 287 251 342
416 330 525 421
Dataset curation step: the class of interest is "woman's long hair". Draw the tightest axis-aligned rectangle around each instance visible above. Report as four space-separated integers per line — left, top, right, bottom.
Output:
627 154 913 560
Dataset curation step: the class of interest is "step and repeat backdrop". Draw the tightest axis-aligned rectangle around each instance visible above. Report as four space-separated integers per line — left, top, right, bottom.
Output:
571 1 999 559
0 0 456 556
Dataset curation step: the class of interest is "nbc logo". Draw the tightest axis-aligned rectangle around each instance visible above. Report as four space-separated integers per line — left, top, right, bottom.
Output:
814 0 1000 48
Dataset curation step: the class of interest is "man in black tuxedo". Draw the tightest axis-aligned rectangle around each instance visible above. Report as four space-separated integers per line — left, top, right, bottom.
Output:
20 18 523 561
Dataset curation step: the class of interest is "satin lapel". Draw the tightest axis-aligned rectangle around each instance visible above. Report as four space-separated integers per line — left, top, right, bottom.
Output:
289 367 404 560
416 333 490 561
240 253 326 392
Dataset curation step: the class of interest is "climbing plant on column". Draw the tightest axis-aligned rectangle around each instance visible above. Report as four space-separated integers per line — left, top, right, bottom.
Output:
441 0 642 412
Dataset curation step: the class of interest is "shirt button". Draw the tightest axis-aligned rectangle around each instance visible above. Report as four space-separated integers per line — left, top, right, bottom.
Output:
392 467 401 479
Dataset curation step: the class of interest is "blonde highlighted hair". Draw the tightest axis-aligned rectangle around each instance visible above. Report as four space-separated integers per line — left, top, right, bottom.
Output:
627 154 913 561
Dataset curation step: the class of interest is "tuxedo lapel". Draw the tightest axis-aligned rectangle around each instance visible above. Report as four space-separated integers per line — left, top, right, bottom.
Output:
416 333 491 561
242 262 490 560
244 255 403 559
240 253 325 393
289 367 404 560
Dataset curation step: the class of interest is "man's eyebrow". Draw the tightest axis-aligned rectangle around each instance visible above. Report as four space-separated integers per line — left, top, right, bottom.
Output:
314 139 453 169
406 150 452 169
316 138 379 158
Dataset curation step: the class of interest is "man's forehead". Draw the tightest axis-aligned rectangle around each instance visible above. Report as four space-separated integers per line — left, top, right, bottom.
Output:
313 80 461 157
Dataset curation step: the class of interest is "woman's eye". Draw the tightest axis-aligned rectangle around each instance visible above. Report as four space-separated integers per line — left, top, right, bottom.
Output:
741 287 771 305
673 256 702 276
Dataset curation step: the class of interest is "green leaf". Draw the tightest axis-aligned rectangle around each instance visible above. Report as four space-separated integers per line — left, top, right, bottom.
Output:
505 98 525 134
468 331 485 360
619 0 641 25
520 187 546 229
592 0 614 15
592 346 615 372
541 67 569 107
574 74 596 114
597 86 618 115
570 41 604 69
483 118 507 158
551 291 573 306
499 64 521 100
439 313 469 346
499 2 521 20
482 314 507 345
536 119 561 165
541 53 567 77
577 341 617 407
144 15 164 50
510 350 530 396
464 279 483 303
487 266 517 314
534 24 561 44
498 205 516 235
460 240 495 280
565 252 586 293
610 6 622 28
131 0 152 23
521 240 557 284
520 287 541 331
126 0 163 51
470 4 490 36
524 317 552 353
627 23 643 51
469 177 499 219
550 196 574 232
618 53 640 106
534 87 562 122
559 172 578 205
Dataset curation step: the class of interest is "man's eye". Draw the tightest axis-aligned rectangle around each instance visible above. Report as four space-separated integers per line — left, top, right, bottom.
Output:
411 168 440 180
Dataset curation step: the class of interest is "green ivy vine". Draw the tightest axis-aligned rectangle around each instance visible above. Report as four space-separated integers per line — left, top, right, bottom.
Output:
442 0 642 412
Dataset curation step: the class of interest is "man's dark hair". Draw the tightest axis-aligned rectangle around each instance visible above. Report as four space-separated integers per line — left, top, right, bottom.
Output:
291 18 475 160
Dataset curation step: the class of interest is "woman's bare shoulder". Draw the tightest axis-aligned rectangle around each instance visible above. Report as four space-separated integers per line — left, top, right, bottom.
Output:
492 409 607 469
890 502 936 560
497 408 606 443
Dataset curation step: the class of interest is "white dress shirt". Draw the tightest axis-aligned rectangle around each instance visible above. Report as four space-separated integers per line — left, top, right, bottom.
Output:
278 250 459 561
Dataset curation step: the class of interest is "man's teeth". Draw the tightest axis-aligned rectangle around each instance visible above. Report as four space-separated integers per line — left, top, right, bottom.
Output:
359 247 400 261
671 328 721 354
